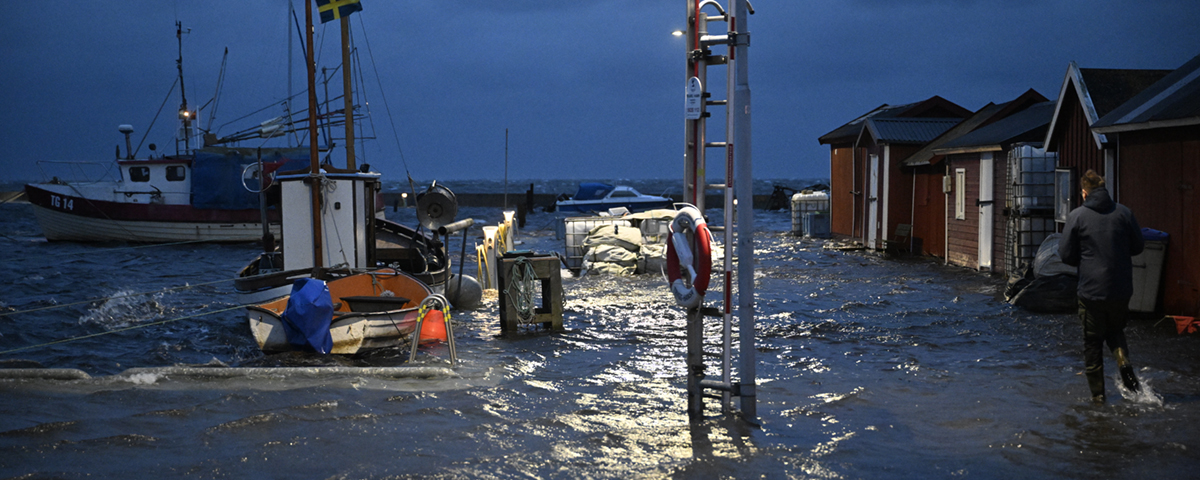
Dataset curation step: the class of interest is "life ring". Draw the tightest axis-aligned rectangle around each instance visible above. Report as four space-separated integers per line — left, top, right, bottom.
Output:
666 205 712 309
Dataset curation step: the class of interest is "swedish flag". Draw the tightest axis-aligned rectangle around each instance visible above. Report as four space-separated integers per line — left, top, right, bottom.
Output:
316 0 362 24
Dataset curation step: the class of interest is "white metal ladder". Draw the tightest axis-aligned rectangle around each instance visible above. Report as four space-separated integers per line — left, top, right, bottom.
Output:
682 0 755 421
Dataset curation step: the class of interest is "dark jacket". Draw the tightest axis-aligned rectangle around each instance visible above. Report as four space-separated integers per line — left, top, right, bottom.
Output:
1058 186 1144 301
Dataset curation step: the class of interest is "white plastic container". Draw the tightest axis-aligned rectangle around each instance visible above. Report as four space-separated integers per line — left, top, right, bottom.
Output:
791 191 830 235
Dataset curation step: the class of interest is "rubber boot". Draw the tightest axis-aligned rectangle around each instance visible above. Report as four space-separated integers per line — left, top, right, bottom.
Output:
1115 348 1140 393
1086 369 1106 404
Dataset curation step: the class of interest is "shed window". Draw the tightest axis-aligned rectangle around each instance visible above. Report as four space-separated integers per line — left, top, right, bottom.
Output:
954 168 966 220
1054 168 1073 223
166 166 186 181
129 166 150 182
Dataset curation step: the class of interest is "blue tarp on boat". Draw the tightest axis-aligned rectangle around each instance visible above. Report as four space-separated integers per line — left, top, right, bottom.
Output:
281 278 334 354
191 148 309 210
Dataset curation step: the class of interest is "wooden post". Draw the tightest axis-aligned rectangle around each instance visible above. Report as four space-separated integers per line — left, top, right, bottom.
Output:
341 15 355 171
305 0 323 269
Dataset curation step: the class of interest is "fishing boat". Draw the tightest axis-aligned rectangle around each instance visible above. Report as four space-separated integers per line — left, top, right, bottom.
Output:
242 2 466 356
246 268 432 354
555 183 674 213
23 23 314 243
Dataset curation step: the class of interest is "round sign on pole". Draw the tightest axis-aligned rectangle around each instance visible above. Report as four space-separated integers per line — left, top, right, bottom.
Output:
685 77 703 120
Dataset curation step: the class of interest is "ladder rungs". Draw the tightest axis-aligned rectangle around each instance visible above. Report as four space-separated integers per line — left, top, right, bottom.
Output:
706 183 727 189
704 142 728 148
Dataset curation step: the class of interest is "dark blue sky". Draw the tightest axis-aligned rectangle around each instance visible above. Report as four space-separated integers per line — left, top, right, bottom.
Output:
2 1 1198 184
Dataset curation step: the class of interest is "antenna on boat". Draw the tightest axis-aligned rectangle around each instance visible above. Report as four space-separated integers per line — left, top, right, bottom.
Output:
119 125 135 159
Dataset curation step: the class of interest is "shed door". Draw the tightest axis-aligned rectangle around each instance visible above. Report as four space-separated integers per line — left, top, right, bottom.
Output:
867 154 879 249
977 153 994 271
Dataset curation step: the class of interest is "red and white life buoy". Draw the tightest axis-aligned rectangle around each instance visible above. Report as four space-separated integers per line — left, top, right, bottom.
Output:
666 205 712 309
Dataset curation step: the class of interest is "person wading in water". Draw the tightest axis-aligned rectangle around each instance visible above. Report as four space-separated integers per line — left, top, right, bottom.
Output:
1058 169 1144 404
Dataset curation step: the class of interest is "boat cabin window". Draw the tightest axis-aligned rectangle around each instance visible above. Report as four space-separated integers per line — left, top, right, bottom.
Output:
129 166 151 182
166 166 186 181
610 190 637 198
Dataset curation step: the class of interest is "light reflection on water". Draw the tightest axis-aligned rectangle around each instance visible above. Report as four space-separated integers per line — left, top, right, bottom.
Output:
0 203 1198 478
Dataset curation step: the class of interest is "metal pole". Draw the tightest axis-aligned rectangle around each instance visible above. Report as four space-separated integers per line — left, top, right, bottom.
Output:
684 0 698 207
504 129 509 210
686 307 704 419
730 0 755 421
258 148 271 249
694 13 709 213
287 0 293 138
684 0 704 421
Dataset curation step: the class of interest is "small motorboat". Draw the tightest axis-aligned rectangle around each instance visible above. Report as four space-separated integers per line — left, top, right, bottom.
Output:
555 183 674 213
233 217 451 305
246 268 432 354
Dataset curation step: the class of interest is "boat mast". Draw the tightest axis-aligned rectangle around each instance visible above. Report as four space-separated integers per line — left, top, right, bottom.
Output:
176 21 193 155
305 0 325 269
341 15 356 170
287 1 293 139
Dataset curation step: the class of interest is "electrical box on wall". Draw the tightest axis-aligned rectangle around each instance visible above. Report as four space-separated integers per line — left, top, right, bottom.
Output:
943 175 952 193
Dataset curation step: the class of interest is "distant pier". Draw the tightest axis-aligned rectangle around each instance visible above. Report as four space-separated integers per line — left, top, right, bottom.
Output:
381 193 774 210
1 191 774 210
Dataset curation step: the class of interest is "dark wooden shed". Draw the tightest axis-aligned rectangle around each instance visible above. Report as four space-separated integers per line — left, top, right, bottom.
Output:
1092 53 1200 318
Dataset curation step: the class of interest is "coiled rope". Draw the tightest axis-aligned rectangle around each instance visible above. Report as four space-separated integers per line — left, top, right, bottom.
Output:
504 257 537 324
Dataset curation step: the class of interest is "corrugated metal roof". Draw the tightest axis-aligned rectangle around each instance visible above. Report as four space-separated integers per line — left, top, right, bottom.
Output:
935 102 1055 153
817 103 911 144
902 90 1050 166
818 96 970 145
863 117 961 145
901 104 1002 166
1093 52 1200 132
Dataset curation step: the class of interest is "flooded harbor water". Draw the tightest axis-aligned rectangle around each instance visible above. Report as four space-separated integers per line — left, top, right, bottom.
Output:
1 196 1198 479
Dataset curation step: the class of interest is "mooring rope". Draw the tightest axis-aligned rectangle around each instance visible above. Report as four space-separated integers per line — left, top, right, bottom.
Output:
0 277 238 318
0 303 251 356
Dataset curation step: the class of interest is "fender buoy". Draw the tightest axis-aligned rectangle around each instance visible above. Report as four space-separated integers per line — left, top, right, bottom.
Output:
419 309 448 343
666 205 712 309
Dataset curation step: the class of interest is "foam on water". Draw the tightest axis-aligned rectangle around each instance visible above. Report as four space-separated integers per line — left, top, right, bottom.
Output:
1117 368 1165 408
78 288 166 329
